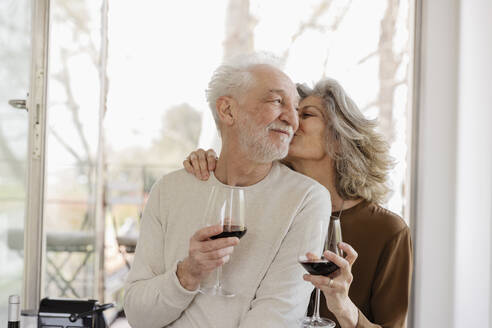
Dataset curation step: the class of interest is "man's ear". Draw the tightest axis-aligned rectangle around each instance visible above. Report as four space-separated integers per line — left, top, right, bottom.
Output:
216 96 236 127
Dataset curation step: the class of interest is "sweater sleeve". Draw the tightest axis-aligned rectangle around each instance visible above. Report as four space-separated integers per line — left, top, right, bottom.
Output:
356 227 413 328
123 181 198 328
239 186 331 328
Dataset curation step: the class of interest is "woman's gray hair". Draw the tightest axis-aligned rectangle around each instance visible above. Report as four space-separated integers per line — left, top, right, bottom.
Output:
297 78 394 204
206 52 283 130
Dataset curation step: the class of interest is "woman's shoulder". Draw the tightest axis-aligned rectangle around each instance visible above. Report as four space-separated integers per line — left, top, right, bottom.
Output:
357 201 409 238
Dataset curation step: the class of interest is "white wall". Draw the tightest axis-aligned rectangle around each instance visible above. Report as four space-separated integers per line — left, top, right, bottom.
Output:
413 0 492 327
413 1 459 326
454 0 492 326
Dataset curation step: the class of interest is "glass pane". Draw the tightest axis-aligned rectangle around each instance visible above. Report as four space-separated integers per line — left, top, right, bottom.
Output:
0 0 31 322
43 0 103 299
44 165 95 298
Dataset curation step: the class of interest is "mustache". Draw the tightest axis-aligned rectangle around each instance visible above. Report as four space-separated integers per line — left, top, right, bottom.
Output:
267 122 294 139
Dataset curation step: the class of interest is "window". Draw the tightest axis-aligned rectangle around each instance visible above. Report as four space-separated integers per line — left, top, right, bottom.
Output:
31 0 414 315
0 0 31 322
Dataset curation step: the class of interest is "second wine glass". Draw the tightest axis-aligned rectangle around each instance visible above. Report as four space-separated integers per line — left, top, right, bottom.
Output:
199 185 246 297
298 216 337 328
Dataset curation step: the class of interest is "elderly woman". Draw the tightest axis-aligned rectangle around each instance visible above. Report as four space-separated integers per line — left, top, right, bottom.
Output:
183 78 412 328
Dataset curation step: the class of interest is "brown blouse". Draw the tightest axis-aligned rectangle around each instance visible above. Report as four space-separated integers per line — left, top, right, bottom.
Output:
307 200 413 328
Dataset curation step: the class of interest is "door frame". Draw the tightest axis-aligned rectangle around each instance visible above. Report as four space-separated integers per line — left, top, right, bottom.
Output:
22 0 50 314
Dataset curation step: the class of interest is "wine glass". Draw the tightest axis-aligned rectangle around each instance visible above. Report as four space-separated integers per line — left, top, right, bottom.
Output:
199 185 246 297
327 214 343 258
298 216 337 328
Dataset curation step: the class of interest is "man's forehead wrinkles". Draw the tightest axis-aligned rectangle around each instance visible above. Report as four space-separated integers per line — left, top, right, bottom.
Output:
268 88 298 99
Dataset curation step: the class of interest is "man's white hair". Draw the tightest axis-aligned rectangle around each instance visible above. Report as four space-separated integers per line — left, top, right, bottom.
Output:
205 52 284 130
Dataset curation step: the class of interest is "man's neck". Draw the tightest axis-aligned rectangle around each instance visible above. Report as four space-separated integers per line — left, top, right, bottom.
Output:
214 151 273 187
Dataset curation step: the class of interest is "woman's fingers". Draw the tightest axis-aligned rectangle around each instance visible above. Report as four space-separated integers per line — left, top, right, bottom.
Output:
206 149 218 171
189 152 203 179
323 250 350 272
303 245 359 320
195 149 209 180
183 158 194 174
305 252 320 261
183 149 218 181
303 274 340 290
338 242 358 266
322 242 358 269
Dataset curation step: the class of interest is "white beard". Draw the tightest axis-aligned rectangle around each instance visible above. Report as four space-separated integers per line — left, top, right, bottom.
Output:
237 113 292 163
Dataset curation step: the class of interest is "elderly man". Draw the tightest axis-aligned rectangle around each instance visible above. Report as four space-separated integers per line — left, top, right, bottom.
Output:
124 53 331 327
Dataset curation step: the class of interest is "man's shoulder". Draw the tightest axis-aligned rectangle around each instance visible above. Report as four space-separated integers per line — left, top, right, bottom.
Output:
152 168 198 191
275 163 329 196
273 164 331 219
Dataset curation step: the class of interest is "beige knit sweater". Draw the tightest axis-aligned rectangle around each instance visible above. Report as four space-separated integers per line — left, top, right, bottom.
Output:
124 162 331 328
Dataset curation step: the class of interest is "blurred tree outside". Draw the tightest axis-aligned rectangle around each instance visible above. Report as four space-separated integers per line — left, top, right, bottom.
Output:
0 1 30 194
41 0 102 299
0 0 30 323
45 0 205 302
246 0 410 212
107 102 202 225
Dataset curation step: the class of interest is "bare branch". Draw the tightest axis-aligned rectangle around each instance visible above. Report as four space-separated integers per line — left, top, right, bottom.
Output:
357 50 378 65
49 127 85 164
376 0 404 143
393 78 407 88
281 0 353 65
56 2 100 68
322 50 329 79
395 51 405 65
52 49 93 165
289 1 334 44
330 0 353 31
281 1 334 64
360 78 407 113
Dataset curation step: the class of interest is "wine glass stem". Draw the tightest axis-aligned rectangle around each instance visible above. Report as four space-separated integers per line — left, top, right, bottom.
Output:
216 265 223 288
313 288 322 320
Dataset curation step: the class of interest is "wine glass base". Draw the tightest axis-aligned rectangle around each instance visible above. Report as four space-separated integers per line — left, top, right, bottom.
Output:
300 316 336 328
198 286 235 298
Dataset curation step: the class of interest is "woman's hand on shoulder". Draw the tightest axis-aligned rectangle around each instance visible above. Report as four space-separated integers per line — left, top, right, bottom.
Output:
183 148 218 181
303 242 359 327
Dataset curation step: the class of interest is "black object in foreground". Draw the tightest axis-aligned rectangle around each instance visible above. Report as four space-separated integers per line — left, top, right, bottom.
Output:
38 297 113 328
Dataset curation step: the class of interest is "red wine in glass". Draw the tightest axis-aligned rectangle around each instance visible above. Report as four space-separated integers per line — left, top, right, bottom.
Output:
210 225 247 240
299 259 339 276
298 216 337 328
199 186 245 297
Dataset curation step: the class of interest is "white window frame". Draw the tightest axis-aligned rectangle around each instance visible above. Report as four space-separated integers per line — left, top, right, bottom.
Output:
22 0 50 315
